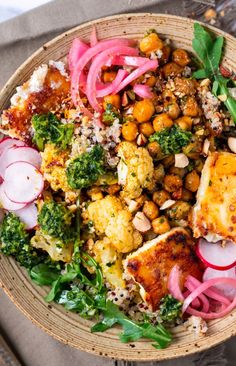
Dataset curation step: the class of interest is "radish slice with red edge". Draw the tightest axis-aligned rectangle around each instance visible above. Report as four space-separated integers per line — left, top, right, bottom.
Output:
196 238 236 270
0 184 26 210
4 161 44 204
0 137 26 157
0 146 41 177
203 267 236 301
14 203 38 230
168 264 184 301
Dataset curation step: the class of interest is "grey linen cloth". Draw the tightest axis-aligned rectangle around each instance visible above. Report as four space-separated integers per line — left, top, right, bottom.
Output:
0 0 235 365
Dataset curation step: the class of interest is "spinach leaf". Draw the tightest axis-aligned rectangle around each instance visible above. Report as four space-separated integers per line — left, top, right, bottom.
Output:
192 22 236 123
91 301 172 349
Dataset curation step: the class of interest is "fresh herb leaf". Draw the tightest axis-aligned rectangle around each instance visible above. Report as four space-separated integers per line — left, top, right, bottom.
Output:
92 300 172 349
149 125 192 155
102 103 122 124
192 22 236 123
66 145 105 189
32 112 74 150
30 263 61 286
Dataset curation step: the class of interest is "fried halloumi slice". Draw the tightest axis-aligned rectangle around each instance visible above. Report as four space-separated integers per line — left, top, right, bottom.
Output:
124 228 202 311
192 152 236 242
0 63 70 142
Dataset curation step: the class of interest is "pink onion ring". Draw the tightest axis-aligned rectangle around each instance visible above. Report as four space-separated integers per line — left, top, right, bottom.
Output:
185 279 210 313
112 55 149 67
133 84 154 99
96 69 128 98
86 46 138 112
90 26 98 47
182 277 236 314
168 265 184 302
183 290 201 308
113 59 158 94
68 39 89 73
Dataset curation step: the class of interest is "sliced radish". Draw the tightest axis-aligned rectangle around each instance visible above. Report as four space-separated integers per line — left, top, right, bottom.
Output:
4 161 44 204
14 203 38 230
0 184 26 210
203 267 236 300
0 137 25 156
196 238 236 270
0 146 41 177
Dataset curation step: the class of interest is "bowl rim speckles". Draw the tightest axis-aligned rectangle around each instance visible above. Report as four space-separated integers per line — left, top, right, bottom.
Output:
0 13 236 361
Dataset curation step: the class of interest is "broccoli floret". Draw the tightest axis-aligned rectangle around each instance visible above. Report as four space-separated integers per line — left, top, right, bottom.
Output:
149 125 192 155
38 200 75 245
102 103 122 124
66 145 105 189
32 112 74 150
0 213 46 268
159 294 183 322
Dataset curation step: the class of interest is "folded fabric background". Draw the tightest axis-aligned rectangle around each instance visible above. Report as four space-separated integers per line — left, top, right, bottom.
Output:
0 0 235 365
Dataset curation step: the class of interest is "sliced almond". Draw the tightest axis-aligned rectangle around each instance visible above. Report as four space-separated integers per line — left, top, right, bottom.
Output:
174 153 189 168
228 137 236 153
132 211 151 232
137 133 147 146
218 94 227 102
202 138 210 156
160 199 176 210
128 200 139 213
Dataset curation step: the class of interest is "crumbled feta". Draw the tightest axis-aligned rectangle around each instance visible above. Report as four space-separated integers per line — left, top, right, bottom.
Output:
49 60 69 78
186 316 208 337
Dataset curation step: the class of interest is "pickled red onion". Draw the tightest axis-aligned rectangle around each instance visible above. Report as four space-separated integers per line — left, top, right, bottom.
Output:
168 265 184 302
113 60 158 94
112 55 149 67
184 298 236 319
133 84 153 99
86 46 138 112
90 26 98 47
182 277 236 314
71 38 134 112
68 39 89 73
185 278 210 313
96 69 128 98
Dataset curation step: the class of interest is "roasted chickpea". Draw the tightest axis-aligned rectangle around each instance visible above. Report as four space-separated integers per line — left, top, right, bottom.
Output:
153 113 173 132
176 116 193 130
139 122 154 137
122 121 138 141
185 170 200 192
183 140 202 159
182 188 193 201
162 62 183 79
106 184 121 195
162 89 176 102
146 75 156 87
160 45 171 64
152 190 171 206
103 94 121 109
172 49 191 67
147 141 162 157
162 155 175 168
153 164 165 183
102 71 117 83
169 166 186 178
133 99 155 123
164 174 183 193
135 194 148 209
152 215 170 234
195 159 204 173
182 96 199 117
174 77 196 96
167 201 191 220
164 102 180 120
87 187 103 201
139 33 164 54
143 201 159 220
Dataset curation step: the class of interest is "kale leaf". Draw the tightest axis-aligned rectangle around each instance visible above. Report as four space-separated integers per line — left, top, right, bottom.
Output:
32 112 74 150
159 295 183 322
192 22 236 123
0 212 46 268
149 125 192 155
66 145 105 189
91 300 172 349
38 200 76 245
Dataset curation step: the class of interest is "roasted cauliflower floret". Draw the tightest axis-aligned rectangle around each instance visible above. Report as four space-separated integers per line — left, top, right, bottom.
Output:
117 141 154 199
92 237 125 288
41 143 77 202
31 230 73 262
86 195 142 253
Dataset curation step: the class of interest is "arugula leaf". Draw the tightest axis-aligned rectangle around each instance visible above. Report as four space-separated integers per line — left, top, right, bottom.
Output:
30 263 61 286
192 22 236 123
91 301 172 349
